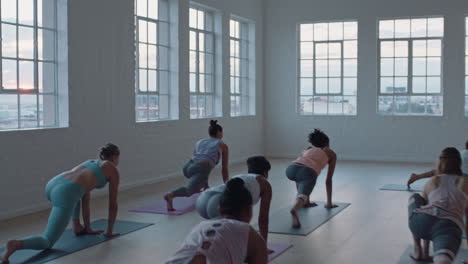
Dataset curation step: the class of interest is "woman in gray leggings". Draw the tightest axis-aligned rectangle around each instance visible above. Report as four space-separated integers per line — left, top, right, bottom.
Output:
164 120 229 211
408 147 468 264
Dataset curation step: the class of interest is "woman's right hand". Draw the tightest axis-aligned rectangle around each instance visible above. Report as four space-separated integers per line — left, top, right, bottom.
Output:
407 173 418 188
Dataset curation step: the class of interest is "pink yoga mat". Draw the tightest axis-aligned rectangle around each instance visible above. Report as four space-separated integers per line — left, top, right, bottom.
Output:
268 243 293 262
129 193 200 216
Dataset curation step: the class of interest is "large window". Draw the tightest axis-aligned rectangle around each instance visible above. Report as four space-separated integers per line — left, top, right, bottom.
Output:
378 17 444 116
298 21 358 115
230 18 255 117
135 0 173 122
189 6 217 119
465 17 468 116
0 0 62 130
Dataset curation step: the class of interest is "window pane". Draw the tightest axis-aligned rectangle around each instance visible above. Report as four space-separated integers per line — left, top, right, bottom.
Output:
19 60 34 89
328 96 343 114
343 22 357 40
411 18 427 38
394 77 407 93
328 22 343 40
343 78 357 95
148 21 157 44
18 26 34 59
427 40 441 57
394 58 408 76
426 95 442 116
139 43 148 68
148 0 158 19
395 19 410 38
301 60 313 77
300 78 313 95
329 60 341 77
38 62 55 93
313 96 327 114
413 58 426 76
329 78 341 94
0 94 18 129
380 58 393 76
379 20 394 38
315 43 327 59
314 23 328 41
197 10 204 30
190 95 197 118
138 20 147 43
413 40 426 57
381 41 394 58
315 60 327 77
343 59 357 77
343 96 356 115
139 69 147 92
426 77 440 93
190 51 197 72
300 96 313 114
38 94 55 126
199 73 205 93
426 57 440 76
148 44 157 69
394 96 409 114
378 96 393 114
20 94 37 128
410 96 426 114
427 18 443 37
38 29 55 61
343 41 357 58
137 0 147 17
148 95 158 120
1 0 17 23
300 42 314 59
394 41 408 57
148 70 157 92
18 0 34 25
2 23 17 58
190 73 196 92
380 77 393 94
136 94 148 121
300 24 314 41
190 31 197 50
316 78 327 94
2 59 17 89
412 77 426 93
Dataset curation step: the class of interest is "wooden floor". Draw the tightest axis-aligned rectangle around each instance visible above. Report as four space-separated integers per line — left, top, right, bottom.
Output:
1 159 463 264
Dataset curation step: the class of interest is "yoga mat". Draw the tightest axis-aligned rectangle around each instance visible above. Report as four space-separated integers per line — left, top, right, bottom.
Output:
268 243 293 262
380 184 424 192
129 193 200 216
399 246 468 263
0 219 153 264
255 201 350 236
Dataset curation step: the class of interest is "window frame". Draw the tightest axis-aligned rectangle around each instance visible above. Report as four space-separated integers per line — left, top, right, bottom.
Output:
297 20 358 116
189 4 217 119
229 16 253 117
377 16 444 116
135 0 173 122
0 0 60 130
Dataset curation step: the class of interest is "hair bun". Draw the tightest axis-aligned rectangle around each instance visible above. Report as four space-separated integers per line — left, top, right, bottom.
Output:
225 178 245 192
210 120 218 127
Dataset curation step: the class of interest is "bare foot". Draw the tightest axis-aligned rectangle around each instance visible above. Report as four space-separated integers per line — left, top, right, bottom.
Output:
304 202 318 208
2 240 21 263
290 209 301 229
409 246 432 262
73 222 86 236
164 193 175 211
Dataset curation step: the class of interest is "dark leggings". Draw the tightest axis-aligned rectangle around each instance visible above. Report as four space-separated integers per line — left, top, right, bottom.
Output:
286 164 318 197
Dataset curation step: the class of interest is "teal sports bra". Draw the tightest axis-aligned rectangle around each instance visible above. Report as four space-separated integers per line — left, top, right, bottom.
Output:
80 160 108 189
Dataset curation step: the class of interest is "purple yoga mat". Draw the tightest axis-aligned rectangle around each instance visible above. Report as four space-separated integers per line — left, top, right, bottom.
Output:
268 243 293 262
129 193 201 216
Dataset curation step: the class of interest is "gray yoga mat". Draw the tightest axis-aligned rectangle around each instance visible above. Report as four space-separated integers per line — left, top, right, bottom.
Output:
255 201 350 236
0 219 153 264
399 246 468 263
380 184 424 192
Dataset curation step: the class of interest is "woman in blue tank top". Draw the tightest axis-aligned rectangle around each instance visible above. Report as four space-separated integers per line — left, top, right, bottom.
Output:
165 120 230 211
2 144 122 263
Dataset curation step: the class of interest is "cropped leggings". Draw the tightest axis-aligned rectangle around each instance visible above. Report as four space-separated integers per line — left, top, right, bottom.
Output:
196 189 223 219
286 164 318 199
171 160 213 197
21 175 85 250
408 193 462 262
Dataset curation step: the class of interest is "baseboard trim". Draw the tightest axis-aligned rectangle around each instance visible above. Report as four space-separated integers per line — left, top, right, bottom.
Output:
266 153 434 164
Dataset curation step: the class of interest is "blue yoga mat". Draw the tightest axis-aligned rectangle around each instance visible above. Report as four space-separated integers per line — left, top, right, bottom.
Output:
255 201 350 236
0 219 153 264
399 246 468 263
380 184 424 192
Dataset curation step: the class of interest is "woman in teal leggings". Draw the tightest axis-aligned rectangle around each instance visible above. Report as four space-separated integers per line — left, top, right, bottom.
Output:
1 143 121 263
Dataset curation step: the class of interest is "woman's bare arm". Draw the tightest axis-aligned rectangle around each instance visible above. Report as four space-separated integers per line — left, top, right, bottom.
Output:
220 143 229 183
324 148 337 208
257 178 272 243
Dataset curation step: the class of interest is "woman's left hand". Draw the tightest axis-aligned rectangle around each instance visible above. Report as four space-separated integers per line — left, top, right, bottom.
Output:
324 203 338 209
